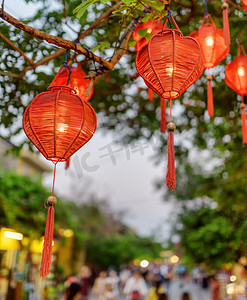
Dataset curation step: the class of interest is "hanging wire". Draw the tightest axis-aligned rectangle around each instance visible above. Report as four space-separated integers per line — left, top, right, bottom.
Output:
167 4 172 28
63 49 73 85
204 0 208 15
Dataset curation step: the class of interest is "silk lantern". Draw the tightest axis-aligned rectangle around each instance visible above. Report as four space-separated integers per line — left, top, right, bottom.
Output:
136 14 204 190
225 45 247 143
23 75 97 279
50 59 94 102
190 13 230 117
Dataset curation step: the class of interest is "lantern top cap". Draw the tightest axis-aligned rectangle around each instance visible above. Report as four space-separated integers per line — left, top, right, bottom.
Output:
47 85 77 94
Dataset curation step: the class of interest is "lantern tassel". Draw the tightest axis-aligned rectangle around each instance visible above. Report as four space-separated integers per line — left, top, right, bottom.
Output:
241 99 247 144
40 205 55 280
148 88 154 101
207 76 214 117
166 130 176 190
40 164 57 280
160 98 167 133
222 1 230 46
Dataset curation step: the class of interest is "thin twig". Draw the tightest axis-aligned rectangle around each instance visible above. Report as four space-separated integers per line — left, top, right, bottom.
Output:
0 70 20 78
0 32 34 65
0 8 113 69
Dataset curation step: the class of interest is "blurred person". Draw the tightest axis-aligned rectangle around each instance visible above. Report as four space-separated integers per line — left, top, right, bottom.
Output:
92 271 107 300
124 270 148 300
180 292 192 300
209 275 220 300
191 267 200 284
160 264 172 293
105 269 119 298
80 266 92 300
66 282 82 300
119 267 131 291
100 283 117 300
146 280 166 300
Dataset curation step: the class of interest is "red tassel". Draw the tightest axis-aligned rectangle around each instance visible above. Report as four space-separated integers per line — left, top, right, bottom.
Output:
40 199 55 279
241 101 247 144
148 88 154 101
222 1 230 46
166 129 176 190
160 98 167 133
65 158 70 170
207 77 214 117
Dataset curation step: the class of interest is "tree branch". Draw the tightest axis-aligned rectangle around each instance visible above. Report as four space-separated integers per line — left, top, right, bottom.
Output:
0 32 34 65
0 8 113 70
0 70 20 78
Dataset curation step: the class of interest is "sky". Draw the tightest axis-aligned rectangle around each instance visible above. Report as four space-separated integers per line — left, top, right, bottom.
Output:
3 0 178 242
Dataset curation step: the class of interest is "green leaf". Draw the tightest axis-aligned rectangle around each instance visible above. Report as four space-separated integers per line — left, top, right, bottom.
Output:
129 40 137 47
122 0 132 5
73 0 98 19
99 0 108 4
142 15 151 23
137 28 148 39
92 42 110 52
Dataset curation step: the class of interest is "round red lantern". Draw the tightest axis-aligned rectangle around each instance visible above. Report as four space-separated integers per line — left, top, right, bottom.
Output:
50 60 94 102
136 14 204 190
23 85 96 162
225 45 247 143
23 83 97 279
190 13 230 117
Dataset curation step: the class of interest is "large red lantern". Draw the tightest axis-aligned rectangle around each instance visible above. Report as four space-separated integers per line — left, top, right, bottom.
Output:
50 59 94 102
190 13 230 117
23 76 97 279
136 14 204 190
225 45 247 143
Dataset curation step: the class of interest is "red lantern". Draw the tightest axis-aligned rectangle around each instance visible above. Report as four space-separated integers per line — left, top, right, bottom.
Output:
242 0 247 11
133 20 163 51
225 45 247 143
23 82 97 279
190 14 230 117
50 60 94 102
136 15 204 190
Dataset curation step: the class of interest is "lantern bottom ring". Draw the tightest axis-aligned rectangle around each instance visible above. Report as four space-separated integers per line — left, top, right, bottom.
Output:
162 90 180 99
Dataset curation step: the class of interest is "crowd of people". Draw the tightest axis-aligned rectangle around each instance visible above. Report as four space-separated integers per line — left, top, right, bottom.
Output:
63 263 221 300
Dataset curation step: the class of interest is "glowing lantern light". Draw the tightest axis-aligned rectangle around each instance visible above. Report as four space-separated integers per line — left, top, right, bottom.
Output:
136 13 204 190
23 64 97 279
190 13 230 117
225 45 247 143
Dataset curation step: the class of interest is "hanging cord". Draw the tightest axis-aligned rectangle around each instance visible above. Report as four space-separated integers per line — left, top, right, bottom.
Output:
117 17 139 49
167 5 172 28
63 49 73 85
204 0 208 15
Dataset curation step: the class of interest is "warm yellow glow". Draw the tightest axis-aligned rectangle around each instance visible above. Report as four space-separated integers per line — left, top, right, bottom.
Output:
169 255 179 264
227 285 234 295
230 275 236 282
237 67 245 77
57 123 68 132
205 36 214 47
64 229 74 238
147 28 152 34
4 231 23 241
166 67 173 77
140 260 149 268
